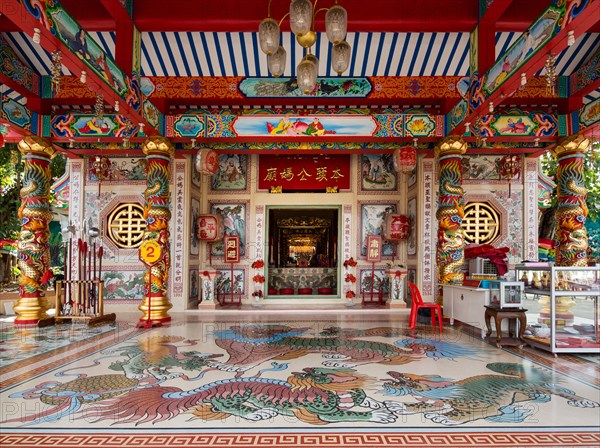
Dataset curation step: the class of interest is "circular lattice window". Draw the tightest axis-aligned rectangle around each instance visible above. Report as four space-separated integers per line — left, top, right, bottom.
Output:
462 202 500 245
107 203 146 248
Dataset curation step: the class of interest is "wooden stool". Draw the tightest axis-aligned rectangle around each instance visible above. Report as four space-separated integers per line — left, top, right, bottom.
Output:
484 306 528 348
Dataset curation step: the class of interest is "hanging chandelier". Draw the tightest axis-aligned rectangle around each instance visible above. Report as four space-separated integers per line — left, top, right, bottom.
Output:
258 0 351 94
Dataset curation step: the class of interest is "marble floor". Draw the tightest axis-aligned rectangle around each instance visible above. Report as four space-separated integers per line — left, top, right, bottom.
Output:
1 309 599 447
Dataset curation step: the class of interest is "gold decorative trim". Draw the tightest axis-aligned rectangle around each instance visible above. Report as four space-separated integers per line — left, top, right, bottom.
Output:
277 216 331 228
107 203 146 248
462 202 500 244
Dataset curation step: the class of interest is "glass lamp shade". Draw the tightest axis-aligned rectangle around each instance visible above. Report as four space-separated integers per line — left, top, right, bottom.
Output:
290 0 313 36
268 46 287 77
306 53 319 67
331 40 351 74
258 18 280 55
325 5 347 44
297 57 318 94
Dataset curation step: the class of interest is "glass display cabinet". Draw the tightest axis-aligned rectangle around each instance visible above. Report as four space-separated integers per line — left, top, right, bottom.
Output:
489 281 525 308
514 264 600 354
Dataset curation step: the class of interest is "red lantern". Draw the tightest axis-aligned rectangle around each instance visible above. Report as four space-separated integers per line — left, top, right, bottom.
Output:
393 146 417 174
195 148 219 175
385 214 409 240
197 214 224 241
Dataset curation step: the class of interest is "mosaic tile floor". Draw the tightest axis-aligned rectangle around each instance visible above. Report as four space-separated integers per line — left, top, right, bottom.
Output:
1 311 599 447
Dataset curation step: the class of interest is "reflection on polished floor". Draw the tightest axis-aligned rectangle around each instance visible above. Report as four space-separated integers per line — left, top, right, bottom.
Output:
1 310 599 448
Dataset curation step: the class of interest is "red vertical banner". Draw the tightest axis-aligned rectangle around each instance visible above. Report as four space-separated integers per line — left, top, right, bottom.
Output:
224 235 240 263
366 235 382 263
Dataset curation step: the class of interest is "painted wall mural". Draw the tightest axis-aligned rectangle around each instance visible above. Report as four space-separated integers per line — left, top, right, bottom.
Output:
483 6 562 96
87 157 147 183
210 154 248 192
233 115 377 137
102 270 145 301
579 97 600 128
477 110 558 137
1 97 31 130
360 154 397 192
462 154 503 181
0 35 38 93
44 7 127 95
359 202 398 258
166 112 442 139
239 77 372 97
209 203 247 258
215 267 246 294
358 268 390 294
51 114 136 138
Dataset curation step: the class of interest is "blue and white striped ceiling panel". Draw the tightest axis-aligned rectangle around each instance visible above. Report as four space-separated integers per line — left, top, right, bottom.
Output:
584 88 599 105
3 31 115 76
0 85 26 104
4 30 598 81
139 31 472 77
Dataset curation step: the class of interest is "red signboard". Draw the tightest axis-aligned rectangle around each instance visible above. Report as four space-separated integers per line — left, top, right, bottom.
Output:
366 235 382 263
224 235 240 263
197 214 224 241
258 155 350 191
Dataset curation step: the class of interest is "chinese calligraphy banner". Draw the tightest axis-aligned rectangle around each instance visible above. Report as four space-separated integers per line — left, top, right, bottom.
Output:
366 235 382 263
224 235 240 263
258 155 350 191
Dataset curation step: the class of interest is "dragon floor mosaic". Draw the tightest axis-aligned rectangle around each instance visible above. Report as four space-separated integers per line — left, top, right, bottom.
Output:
1 314 599 443
0 320 118 368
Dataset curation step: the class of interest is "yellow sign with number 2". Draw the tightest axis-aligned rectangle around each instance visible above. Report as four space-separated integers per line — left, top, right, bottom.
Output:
139 240 162 266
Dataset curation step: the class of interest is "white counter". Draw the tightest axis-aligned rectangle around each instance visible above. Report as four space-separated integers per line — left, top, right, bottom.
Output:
442 284 491 339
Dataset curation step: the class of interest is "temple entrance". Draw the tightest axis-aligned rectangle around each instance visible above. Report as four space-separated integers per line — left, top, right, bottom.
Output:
267 207 340 298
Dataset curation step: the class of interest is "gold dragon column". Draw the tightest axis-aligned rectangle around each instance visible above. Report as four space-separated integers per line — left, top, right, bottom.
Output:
139 136 175 324
435 136 467 286
553 135 590 267
14 137 56 325
542 135 590 327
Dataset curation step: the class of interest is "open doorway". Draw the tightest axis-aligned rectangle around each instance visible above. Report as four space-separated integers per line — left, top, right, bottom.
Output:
267 207 340 297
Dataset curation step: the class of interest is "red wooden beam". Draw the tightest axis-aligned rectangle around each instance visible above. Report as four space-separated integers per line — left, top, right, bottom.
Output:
99 0 134 74
478 0 513 74
0 0 160 136
453 1 600 136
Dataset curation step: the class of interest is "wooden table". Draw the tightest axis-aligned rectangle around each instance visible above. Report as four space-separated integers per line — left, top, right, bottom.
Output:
484 306 528 348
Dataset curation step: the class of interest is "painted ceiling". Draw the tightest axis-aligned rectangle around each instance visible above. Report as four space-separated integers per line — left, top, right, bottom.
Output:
0 0 598 154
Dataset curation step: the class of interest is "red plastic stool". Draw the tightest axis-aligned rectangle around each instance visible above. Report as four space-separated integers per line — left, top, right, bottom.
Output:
408 282 443 331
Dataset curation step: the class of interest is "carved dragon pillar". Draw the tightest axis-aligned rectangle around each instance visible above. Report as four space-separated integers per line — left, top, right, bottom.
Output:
435 136 467 286
14 137 56 325
139 136 175 324
552 135 590 267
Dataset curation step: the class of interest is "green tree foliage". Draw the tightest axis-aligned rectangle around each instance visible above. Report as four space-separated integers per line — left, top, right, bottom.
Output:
0 144 22 241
